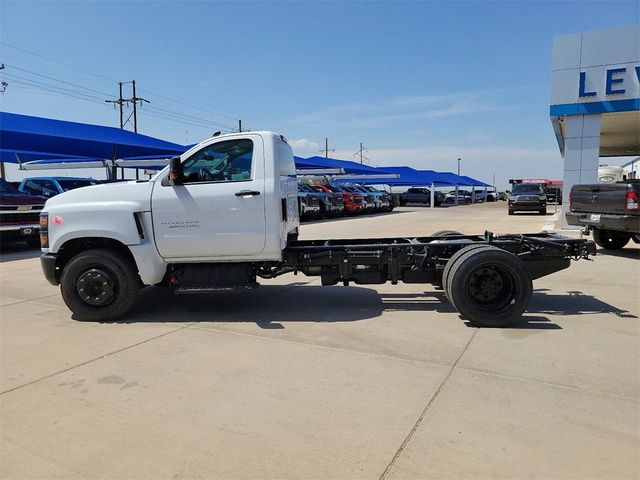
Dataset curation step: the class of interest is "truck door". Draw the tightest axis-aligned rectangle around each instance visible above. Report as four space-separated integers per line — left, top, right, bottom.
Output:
151 135 266 259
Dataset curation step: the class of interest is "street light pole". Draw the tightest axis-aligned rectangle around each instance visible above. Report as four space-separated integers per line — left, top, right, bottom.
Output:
457 157 461 176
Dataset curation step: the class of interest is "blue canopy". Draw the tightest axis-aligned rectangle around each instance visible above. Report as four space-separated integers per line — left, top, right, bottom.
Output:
457 175 491 187
425 171 491 187
335 166 454 187
294 155 392 176
0 111 188 164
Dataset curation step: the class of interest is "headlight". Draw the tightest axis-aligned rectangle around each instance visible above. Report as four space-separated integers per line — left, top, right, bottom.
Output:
39 213 49 248
539 195 546 200
509 196 516 201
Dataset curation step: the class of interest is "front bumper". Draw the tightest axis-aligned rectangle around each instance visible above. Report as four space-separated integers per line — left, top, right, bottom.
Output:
509 202 546 211
41 253 59 286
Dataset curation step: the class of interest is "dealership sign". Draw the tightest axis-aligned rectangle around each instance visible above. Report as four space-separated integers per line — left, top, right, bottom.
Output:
579 65 640 98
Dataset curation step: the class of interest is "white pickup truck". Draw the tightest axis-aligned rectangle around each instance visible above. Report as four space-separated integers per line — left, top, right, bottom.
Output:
40 131 595 327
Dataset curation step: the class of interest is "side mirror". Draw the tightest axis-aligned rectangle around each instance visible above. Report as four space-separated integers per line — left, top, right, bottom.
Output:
169 156 183 185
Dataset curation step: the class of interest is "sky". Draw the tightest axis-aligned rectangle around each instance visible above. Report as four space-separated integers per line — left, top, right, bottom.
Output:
0 0 638 188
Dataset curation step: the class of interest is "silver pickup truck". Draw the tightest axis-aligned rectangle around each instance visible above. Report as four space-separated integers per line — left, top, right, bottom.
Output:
566 181 640 249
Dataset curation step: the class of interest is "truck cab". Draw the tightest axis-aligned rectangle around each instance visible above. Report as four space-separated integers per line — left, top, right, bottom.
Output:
41 132 299 316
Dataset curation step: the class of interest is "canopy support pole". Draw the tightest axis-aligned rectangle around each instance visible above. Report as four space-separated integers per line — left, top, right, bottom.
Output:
455 185 459 205
472 186 475 204
430 182 435 209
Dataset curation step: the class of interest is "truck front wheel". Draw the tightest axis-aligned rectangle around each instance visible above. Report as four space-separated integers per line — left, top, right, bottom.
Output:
60 249 140 322
592 228 631 250
446 246 532 327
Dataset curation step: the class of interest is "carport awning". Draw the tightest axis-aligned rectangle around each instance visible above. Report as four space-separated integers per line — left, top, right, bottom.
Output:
457 175 491 187
294 156 394 176
334 166 455 186
0 111 188 164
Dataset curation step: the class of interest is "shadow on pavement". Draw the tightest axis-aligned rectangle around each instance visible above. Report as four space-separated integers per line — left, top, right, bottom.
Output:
593 248 640 259
528 289 637 318
0 243 41 262
105 285 456 326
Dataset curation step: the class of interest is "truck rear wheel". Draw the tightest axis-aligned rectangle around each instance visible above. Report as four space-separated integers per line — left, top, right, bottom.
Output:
446 246 532 327
60 249 140 322
592 228 631 250
442 244 493 304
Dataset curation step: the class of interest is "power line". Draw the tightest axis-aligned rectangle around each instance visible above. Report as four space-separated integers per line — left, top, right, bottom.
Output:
0 41 118 83
3 63 113 97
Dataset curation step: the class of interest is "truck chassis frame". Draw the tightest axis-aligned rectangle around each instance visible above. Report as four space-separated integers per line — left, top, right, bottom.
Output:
44 231 595 328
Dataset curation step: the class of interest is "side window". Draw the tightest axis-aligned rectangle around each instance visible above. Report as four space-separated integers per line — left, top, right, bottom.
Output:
181 139 253 184
22 180 43 195
278 140 296 177
41 180 58 197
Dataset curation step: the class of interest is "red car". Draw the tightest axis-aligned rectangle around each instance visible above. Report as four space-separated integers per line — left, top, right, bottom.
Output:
312 184 364 214
0 178 46 247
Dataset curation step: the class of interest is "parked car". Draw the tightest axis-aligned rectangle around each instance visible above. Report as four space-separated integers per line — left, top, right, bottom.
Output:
297 186 320 220
545 187 563 205
508 183 547 215
444 190 472 204
18 176 99 198
399 187 443 206
360 186 391 211
344 186 376 212
315 184 363 215
497 191 507 201
566 181 639 249
0 178 46 247
299 183 343 217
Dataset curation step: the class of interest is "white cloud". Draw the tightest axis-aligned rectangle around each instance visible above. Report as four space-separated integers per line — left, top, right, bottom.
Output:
290 91 518 130
289 138 320 157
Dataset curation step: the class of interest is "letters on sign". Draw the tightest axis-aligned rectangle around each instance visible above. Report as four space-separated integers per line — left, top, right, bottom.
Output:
578 66 640 98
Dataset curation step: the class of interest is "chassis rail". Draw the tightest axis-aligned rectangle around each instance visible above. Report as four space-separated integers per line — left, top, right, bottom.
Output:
282 232 595 286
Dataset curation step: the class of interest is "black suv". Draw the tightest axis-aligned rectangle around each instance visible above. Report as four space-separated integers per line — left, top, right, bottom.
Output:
508 184 547 215
399 188 443 206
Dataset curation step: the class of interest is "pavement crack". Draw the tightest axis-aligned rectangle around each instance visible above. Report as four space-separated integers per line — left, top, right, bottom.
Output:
0 322 196 396
379 328 479 480
0 293 60 308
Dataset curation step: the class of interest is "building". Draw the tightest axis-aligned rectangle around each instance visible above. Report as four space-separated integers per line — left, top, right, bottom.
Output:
550 25 640 226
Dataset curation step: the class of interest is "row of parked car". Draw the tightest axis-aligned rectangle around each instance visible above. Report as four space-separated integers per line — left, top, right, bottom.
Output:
297 183 400 220
397 187 508 207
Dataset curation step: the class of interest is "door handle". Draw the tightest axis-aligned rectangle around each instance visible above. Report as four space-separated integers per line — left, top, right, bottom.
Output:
235 190 261 197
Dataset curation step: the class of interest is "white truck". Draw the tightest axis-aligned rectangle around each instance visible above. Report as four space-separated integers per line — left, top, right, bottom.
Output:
40 132 595 327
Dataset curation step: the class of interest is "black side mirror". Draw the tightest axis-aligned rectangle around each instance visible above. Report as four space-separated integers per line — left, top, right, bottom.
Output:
169 156 183 185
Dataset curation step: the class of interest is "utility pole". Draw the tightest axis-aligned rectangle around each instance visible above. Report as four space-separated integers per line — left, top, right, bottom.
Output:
357 142 366 164
457 157 461 176
238 120 242 132
105 80 149 132
320 138 334 159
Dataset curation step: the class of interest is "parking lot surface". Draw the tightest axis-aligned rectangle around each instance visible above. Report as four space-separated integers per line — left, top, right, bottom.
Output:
1 202 638 479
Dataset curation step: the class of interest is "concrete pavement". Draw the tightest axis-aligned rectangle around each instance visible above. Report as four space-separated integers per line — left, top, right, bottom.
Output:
1 202 638 479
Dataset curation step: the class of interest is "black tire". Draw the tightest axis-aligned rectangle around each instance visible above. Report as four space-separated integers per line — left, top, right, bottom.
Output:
447 246 532 327
508 209 514 215
60 249 140 322
592 228 631 250
431 230 464 237
399 200 407 206
539 208 546 215
442 244 494 304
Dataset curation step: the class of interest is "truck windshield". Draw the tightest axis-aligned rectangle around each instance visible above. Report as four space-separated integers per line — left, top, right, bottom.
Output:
513 184 542 194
